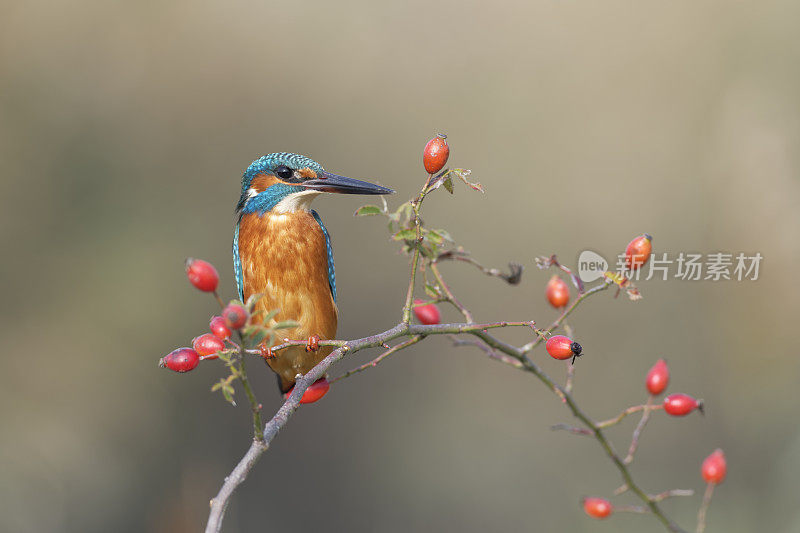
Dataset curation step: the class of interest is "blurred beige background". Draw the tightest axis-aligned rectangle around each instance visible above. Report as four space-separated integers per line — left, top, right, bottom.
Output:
2 0 799 531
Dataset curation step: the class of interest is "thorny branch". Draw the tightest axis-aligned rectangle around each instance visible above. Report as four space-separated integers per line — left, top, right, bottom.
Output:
204 166 711 533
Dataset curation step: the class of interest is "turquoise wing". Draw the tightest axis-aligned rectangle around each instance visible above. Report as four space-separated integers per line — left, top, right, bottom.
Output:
311 210 336 302
233 223 244 302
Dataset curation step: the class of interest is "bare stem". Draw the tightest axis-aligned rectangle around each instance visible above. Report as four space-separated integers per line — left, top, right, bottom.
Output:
521 283 610 353
401 188 428 324
237 355 263 441
551 423 594 437
430 261 474 323
435 252 523 285
652 489 695 502
616 505 650 514
696 483 715 533
449 336 523 369
331 335 423 382
597 403 663 429
212 290 226 309
625 395 655 464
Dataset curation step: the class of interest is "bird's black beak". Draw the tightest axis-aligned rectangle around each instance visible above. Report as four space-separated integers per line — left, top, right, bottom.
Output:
304 171 394 195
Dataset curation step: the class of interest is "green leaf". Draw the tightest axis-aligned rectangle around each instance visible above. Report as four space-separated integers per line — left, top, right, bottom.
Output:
273 320 299 330
354 205 383 216
432 229 454 242
455 169 484 193
392 229 417 241
245 293 263 311
262 309 279 324
395 202 412 222
241 325 259 338
443 176 454 194
424 283 442 298
248 328 268 346
222 387 236 406
426 229 444 245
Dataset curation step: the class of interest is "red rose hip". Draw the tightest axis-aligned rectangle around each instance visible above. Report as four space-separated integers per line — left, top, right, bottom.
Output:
185 258 219 292
209 315 231 340
583 497 613 519
413 299 441 325
284 377 331 404
546 335 583 362
646 359 670 396
160 347 200 373
545 275 570 308
423 134 450 175
663 393 703 416
625 234 652 270
222 303 248 330
192 333 225 359
701 449 727 484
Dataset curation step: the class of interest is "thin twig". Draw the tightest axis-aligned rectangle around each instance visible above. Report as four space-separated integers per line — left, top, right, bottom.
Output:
625 395 655 464
597 403 663 429
237 355 264 441
212 290 226 309
401 186 429 324
562 323 576 393
521 283 610 353
435 251 523 285
551 423 594 437
331 335 423 382
429 261 474 323
696 483 715 533
244 321 539 357
449 336 523 369
652 489 695 502
616 505 650 514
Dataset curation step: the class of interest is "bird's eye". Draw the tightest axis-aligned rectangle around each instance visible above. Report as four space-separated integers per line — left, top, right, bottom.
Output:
274 165 294 180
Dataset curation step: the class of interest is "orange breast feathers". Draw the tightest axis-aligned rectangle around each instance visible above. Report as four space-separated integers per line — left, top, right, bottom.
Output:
237 210 338 392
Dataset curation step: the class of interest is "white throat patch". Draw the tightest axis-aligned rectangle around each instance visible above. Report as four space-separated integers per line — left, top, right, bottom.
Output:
271 189 322 214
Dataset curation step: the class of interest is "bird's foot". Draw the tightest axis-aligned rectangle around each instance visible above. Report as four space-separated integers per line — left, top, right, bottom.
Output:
305 335 320 352
259 343 276 359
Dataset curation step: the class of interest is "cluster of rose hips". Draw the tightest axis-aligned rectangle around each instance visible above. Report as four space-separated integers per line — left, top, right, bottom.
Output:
534 235 721 522
159 258 328 404
583 448 727 519
545 233 652 310
541 233 656 365
582 358 722 520
160 259 246 372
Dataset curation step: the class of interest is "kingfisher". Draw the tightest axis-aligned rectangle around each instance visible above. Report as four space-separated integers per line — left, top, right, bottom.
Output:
233 152 393 393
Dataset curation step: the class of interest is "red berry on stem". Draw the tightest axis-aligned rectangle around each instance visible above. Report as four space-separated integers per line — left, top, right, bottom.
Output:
185 258 219 292
663 393 703 416
546 335 583 361
222 303 248 330
423 134 450 175
701 449 727 484
413 299 441 325
625 234 652 270
545 275 570 308
192 333 225 359
646 358 670 396
583 497 613 519
284 378 331 404
160 347 200 373
209 315 231 340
